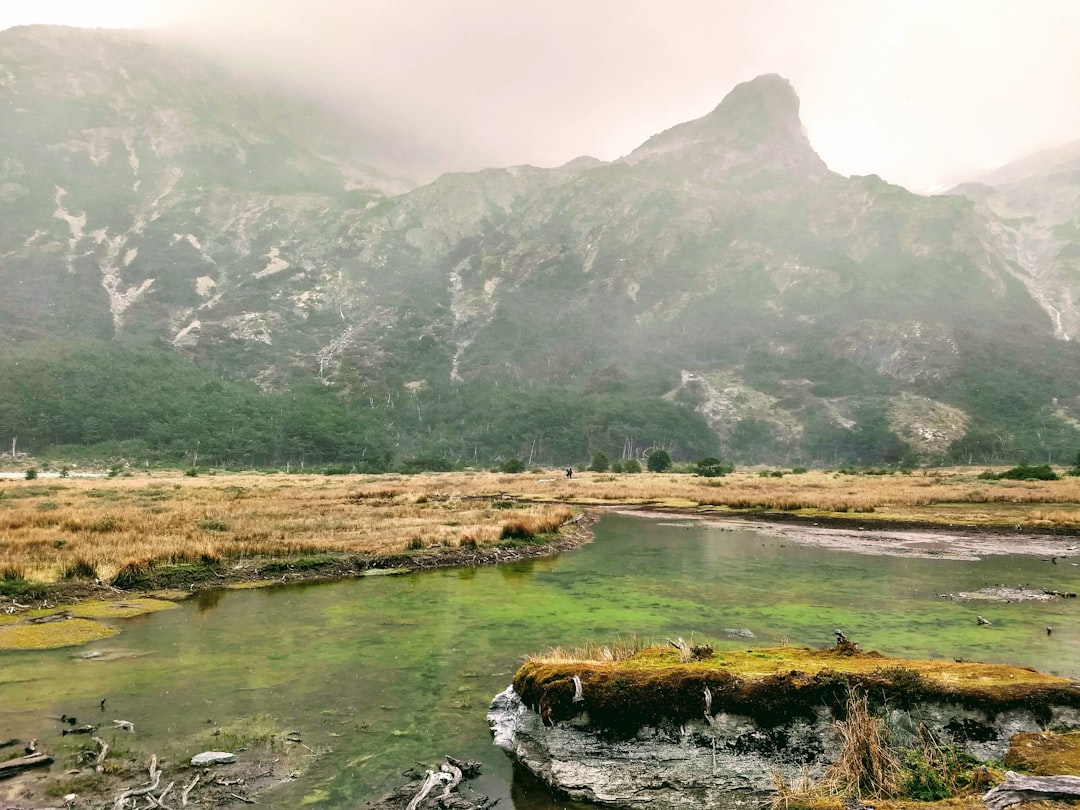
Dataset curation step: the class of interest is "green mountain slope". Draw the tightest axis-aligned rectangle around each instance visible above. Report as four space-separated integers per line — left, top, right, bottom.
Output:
2 27 1079 468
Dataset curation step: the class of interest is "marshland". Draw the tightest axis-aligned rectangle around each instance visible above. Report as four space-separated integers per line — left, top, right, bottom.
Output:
1 467 1079 808
3 466 1080 587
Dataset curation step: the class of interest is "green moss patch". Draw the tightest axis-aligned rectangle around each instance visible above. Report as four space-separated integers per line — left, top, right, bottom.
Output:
514 644 1080 735
69 597 177 619
0 617 117 650
1004 730 1080 775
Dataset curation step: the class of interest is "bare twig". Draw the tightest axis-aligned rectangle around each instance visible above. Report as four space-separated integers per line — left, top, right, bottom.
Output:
180 774 200 807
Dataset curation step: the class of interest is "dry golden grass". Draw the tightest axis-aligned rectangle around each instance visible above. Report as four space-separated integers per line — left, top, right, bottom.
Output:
488 468 1080 525
0 472 574 582
2 466 1078 583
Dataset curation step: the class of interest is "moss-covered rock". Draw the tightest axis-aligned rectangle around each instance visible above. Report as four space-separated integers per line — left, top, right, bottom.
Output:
491 644 1080 810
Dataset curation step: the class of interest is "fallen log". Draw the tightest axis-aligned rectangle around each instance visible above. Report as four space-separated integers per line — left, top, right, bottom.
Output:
983 770 1080 810
0 752 53 779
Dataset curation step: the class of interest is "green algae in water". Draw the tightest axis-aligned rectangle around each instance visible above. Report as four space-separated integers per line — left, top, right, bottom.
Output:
0 513 1077 809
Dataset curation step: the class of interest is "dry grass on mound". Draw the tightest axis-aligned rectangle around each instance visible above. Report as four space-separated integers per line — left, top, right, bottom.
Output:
514 644 1080 734
0 473 574 582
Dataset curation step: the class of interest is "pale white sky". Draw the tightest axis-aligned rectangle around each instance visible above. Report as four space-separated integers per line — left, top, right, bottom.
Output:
2 0 1079 191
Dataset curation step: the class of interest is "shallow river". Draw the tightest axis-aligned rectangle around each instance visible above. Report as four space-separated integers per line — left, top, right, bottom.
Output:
2 513 1079 807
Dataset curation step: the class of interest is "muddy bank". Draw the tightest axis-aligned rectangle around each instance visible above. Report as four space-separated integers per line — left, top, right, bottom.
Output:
616 507 1080 561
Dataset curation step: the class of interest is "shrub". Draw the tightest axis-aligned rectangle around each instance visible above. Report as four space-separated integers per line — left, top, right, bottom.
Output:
499 458 526 474
398 457 453 474
322 464 354 475
622 459 642 474
185 467 198 477
588 452 610 472
647 449 672 473
25 468 37 480
998 464 1058 481
695 457 734 478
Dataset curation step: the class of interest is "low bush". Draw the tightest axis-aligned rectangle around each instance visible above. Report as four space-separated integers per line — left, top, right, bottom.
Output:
996 464 1058 481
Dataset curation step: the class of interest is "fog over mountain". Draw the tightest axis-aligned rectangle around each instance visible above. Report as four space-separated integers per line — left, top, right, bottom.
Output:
3 21 1080 471
2 0 1079 192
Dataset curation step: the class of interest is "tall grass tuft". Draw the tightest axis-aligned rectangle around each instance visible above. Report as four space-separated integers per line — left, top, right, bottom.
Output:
826 688 904 799
61 558 99 580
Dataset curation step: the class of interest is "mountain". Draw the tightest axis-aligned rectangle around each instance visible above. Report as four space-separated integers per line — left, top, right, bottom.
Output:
3 25 1080 469
951 142 1080 341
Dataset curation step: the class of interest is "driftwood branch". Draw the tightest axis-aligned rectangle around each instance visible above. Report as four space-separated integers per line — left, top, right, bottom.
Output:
983 771 1080 810
0 752 53 779
114 754 161 809
440 759 463 797
405 770 450 810
146 781 176 810
92 736 109 774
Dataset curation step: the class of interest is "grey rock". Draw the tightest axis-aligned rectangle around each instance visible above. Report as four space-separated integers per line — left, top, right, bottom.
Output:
489 686 1080 810
190 751 236 766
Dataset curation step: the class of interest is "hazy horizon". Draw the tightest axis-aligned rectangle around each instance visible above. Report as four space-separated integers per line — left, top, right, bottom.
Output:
2 0 1079 192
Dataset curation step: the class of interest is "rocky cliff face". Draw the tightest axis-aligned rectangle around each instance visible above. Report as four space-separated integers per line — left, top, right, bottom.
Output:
952 143 1080 341
489 686 1080 810
4 25 1080 465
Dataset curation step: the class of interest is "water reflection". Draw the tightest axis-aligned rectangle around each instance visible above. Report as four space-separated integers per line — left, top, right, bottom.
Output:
195 588 225 613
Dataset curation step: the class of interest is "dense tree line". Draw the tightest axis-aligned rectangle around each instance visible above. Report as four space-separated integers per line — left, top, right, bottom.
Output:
0 341 719 469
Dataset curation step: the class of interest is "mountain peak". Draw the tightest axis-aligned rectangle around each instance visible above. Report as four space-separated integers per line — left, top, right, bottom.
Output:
705 73 802 138
622 73 825 177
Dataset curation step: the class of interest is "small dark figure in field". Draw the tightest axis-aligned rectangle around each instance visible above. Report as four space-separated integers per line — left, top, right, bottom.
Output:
565 467 573 479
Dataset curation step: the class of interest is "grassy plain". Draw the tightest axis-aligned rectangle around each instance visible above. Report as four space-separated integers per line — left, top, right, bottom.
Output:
1 466 1079 585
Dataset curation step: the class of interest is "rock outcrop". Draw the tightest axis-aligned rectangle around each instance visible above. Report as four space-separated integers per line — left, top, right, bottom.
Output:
488 644 1080 809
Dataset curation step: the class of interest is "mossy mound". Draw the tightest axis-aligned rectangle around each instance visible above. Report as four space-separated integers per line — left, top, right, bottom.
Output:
69 597 177 619
0 599 174 650
0 617 118 649
513 644 1080 735
1004 730 1080 775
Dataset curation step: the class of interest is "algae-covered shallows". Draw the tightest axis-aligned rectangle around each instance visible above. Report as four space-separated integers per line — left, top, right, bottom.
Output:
1 513 1078 809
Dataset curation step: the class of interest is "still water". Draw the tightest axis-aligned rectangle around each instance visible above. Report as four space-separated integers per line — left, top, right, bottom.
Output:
2 513 1078 807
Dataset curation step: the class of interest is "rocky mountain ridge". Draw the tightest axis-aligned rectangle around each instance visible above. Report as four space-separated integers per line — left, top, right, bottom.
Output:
3 25 1080 467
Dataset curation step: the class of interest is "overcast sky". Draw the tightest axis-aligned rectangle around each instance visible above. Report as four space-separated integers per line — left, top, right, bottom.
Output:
2 0 1079 191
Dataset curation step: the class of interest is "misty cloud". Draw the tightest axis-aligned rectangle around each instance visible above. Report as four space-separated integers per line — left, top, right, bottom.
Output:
4 0 1080 190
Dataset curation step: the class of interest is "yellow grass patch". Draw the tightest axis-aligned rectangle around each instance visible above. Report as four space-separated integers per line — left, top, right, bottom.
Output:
0 473 577 582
